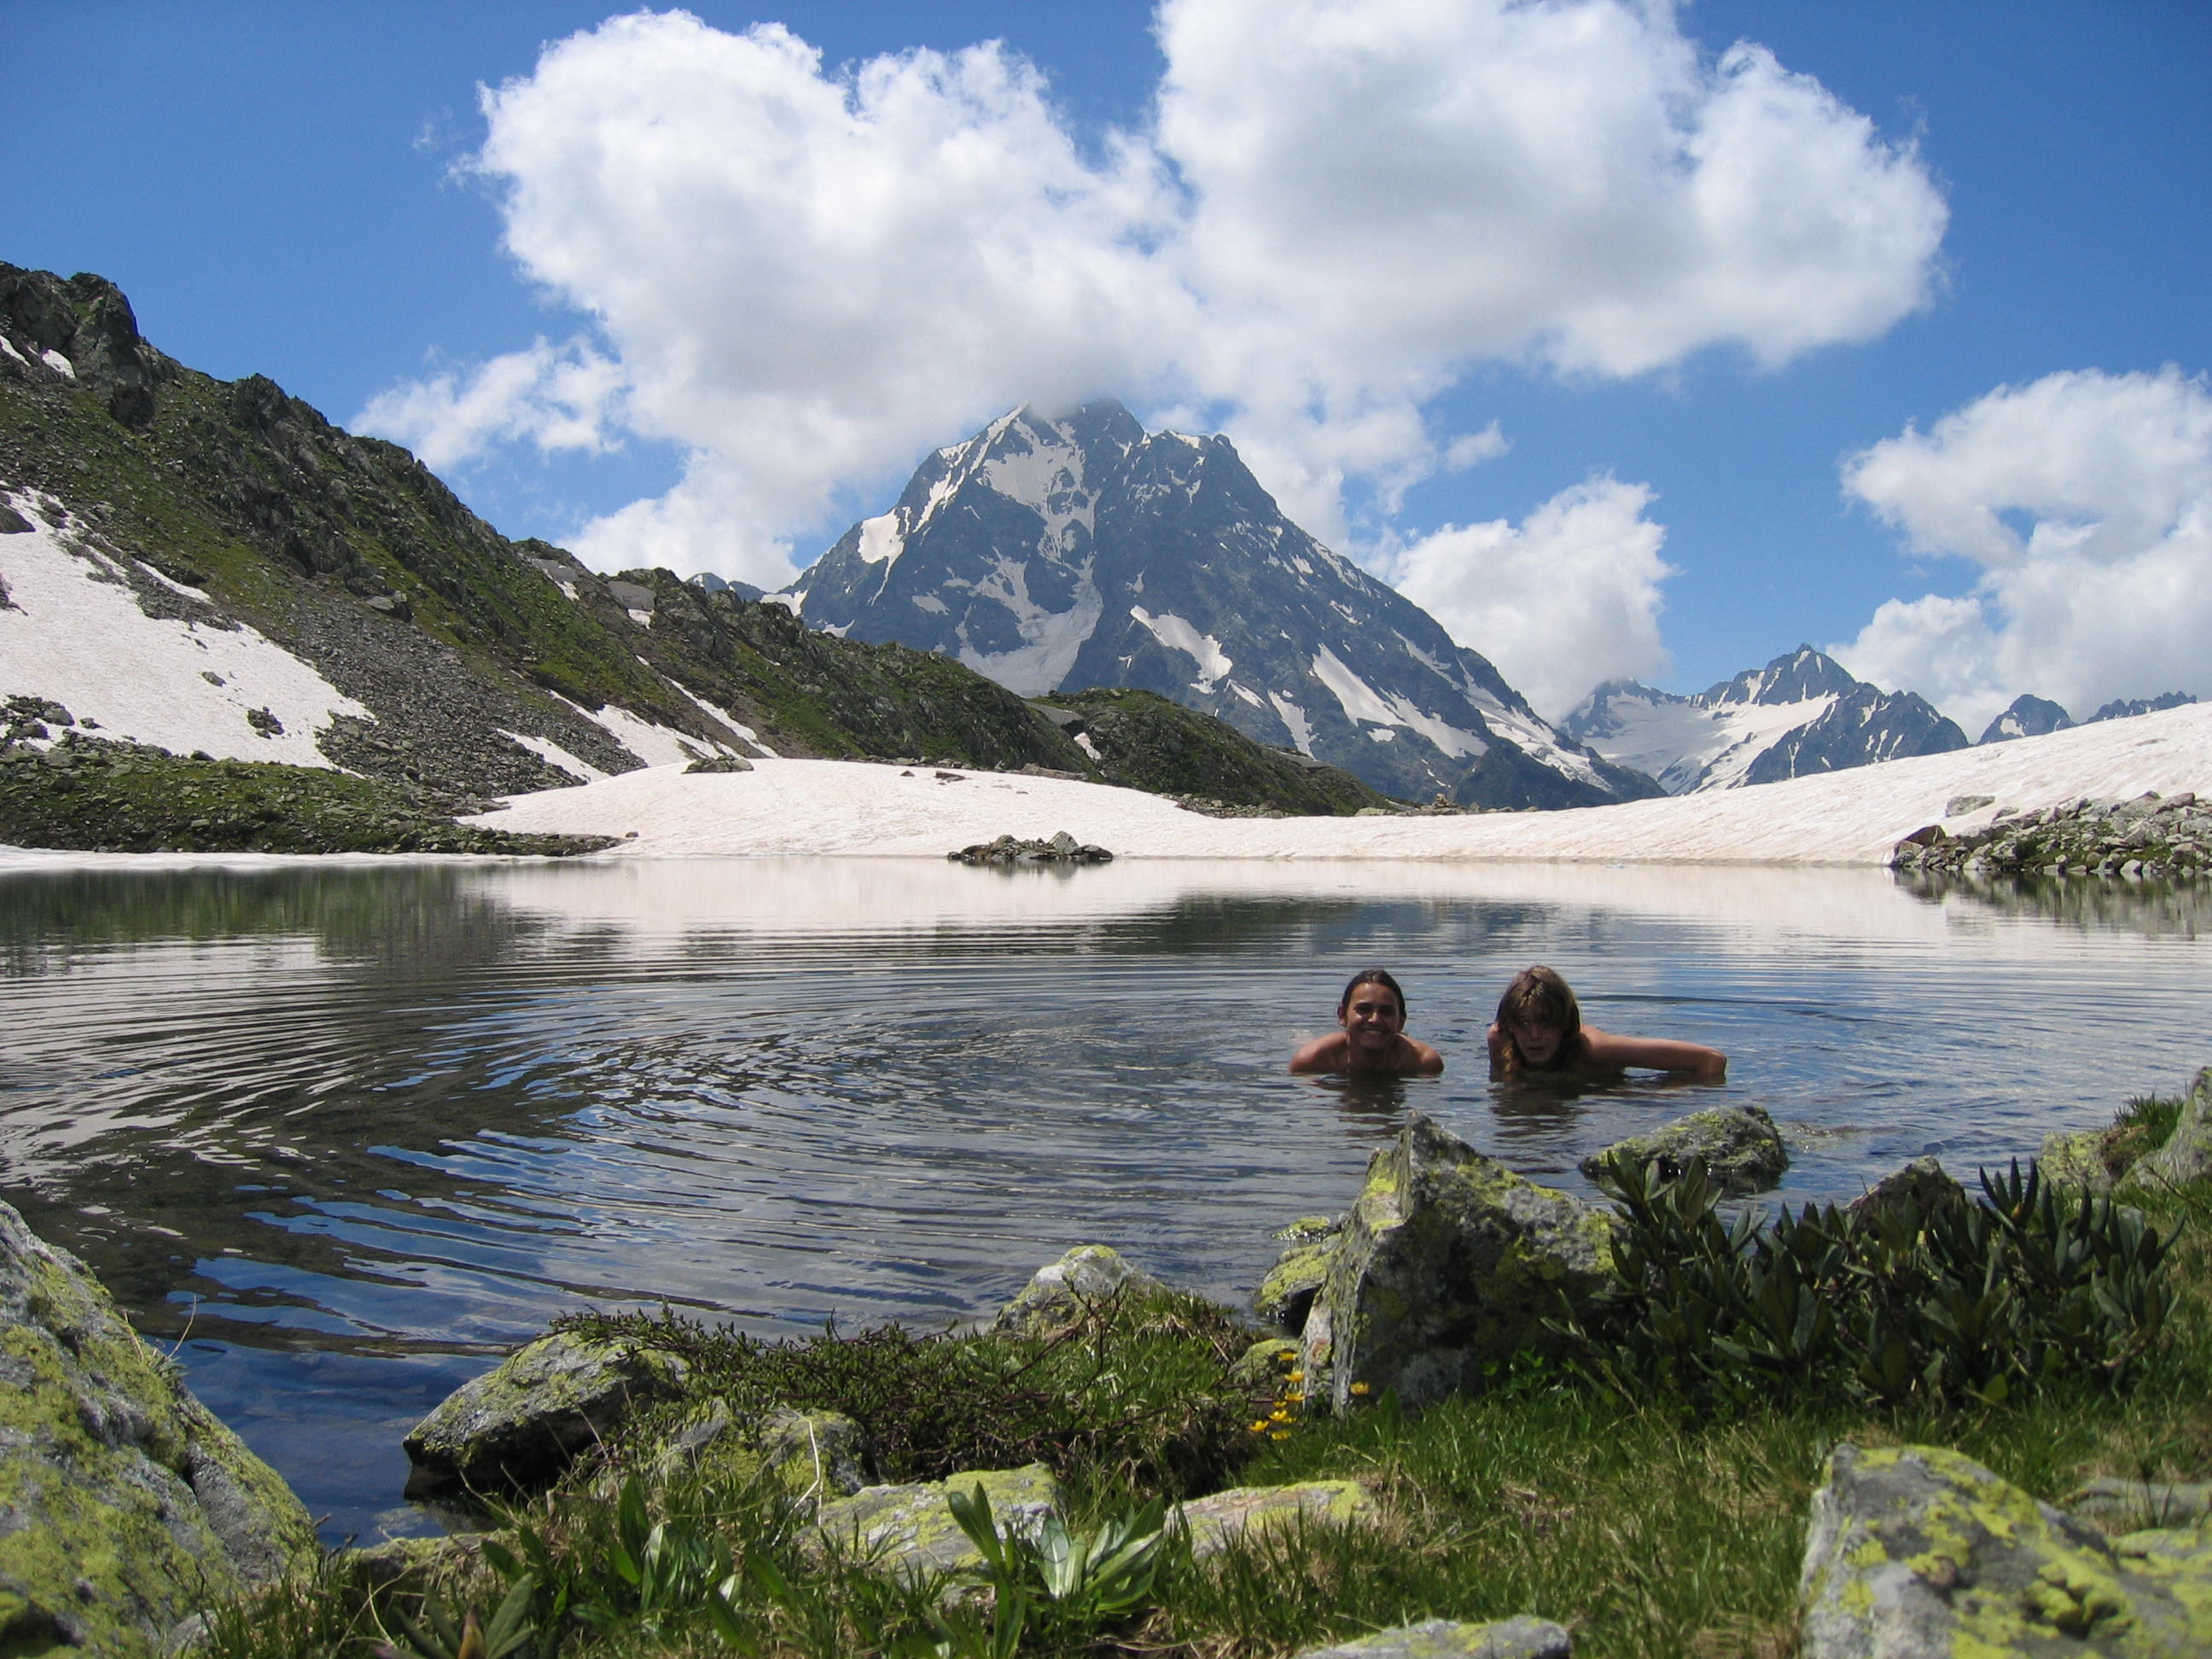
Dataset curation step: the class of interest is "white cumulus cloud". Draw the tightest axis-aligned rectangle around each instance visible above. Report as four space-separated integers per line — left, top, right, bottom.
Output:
1388 475 1674 721
356 1 1944 595
1834 366 2212 737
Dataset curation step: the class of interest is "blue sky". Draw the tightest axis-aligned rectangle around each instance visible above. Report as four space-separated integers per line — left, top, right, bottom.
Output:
8 2 2209 731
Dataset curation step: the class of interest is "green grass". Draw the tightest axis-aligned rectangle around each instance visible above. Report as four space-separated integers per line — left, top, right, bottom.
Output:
195 1165 2212 1659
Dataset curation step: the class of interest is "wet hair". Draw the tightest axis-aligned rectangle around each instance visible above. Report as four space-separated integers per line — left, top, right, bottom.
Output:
1336 966 1407 1021
1493 965 1585 1072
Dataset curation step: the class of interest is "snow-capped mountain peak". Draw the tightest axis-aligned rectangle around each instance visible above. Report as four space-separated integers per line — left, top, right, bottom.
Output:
782 400 1659 807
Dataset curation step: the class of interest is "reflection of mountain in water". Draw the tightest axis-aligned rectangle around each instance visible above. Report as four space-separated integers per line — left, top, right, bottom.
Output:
1896 871 2212 940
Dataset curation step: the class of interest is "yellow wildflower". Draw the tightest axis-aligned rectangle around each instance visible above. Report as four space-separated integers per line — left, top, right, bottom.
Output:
1349 1381 1371 1396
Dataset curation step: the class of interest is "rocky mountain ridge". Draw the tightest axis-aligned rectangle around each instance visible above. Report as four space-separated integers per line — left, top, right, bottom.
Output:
0 265 1379 826
1978 690 2198 745
783 401 1661 810
1562 646 1970 795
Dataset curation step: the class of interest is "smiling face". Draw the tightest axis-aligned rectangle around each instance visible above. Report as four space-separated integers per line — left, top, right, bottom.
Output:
1339 982 1406 1056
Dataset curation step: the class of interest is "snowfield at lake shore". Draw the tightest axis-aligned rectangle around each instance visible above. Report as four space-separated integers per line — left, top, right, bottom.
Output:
464 701 2212 865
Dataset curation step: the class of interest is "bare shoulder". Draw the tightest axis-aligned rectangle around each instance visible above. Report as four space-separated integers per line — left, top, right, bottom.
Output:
1289 1032 1350 1074
1400 1036 1445 1076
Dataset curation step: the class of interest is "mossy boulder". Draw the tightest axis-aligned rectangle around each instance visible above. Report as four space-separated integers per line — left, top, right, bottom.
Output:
1579 1104 1790 1196
1847 1155 1970 1227
652 1401 875 1505
2122 1068 2212 1195
808 1464 1061 1579
1799 1443 2212 1656
0 1199 317 1657
402 1330 689 1499
1254 1215 1345 1333
990 1245 1178 1339
1293 1615 1572 1657
2040 1128 2124 1194
1301 1115 1620 1413
1173 1479 1377 1559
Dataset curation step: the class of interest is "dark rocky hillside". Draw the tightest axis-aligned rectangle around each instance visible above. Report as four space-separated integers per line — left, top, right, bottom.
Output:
0 265 1362 825
1033 688 1388 815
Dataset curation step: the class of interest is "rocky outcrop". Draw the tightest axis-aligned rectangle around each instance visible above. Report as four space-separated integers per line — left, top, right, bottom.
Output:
654 1403 876 1506
0 1199 317 1656
1300 1115 1619 1413
808 1464 1061 1577
1254 1215 1345 1333
1172 1480 1377 1559
1799 1443 2212 1657
1578 1105 1789 1196
2120 1068 2212 1194
949 830 1114 866
990 1245 1180 1339
1847 1156 1968 1228
402 1330 689 1499
1894 792 2209 880
1294 1616 1572 1658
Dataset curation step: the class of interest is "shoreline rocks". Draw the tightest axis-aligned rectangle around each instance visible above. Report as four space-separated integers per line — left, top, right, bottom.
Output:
1300 1115 1620 1413
1894 790 2209 881
0 1198 318 1656
949 830 1113 866
1579 1104 1790 1196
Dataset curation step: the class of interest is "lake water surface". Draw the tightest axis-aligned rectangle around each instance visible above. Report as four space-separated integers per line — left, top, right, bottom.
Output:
2 856 2206 1544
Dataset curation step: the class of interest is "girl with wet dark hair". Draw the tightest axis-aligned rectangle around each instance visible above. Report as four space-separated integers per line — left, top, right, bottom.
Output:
1290 967 1444 1076
1487 964 1725 1080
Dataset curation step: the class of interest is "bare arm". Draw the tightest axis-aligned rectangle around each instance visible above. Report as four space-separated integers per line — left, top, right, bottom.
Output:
1581 1026 1727 1081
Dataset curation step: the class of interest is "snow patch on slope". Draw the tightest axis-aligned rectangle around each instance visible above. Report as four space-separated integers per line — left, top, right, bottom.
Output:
1129 607 1232 694
1310 647 1487 760
857 513 904 566
0 494 370 764
954 555 1103 696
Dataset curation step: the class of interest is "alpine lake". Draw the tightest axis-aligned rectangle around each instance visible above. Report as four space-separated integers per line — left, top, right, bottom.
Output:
2 854 2207 1545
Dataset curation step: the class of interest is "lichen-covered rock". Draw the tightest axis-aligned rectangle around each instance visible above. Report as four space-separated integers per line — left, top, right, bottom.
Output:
2068 1478 2212 1534
403 1330 688 1499
2038 1129 2122 1193
1172 1480 1377 1559
1231 1336 1302 1388
653 1401 875 1505
990 1245 1176 1338
1799 1443 2212 1656
1579 1104 1789 1196
809 1464 1061 1579
1301 1115 1620 1413
1847 1155 1970 1226
1292 1615 1572 1658
0 1199 318 1657
2122 1068 2212 1195
1255 1216 1345 1333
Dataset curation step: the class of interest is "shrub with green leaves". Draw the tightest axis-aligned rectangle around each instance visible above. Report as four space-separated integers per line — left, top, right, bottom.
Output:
1560 1156 2175 1407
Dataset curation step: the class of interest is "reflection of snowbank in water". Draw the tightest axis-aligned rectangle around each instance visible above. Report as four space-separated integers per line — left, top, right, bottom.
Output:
469 703 2212 866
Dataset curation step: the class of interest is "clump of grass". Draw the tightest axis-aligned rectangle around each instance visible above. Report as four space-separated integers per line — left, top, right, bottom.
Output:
559 1286 1264 1505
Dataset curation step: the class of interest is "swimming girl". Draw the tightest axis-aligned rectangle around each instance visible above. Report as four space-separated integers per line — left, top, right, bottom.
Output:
1290 968 1445 1077
1487 965 1726 1081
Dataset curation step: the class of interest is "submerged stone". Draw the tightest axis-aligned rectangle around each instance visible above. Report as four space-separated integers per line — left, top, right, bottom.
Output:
1292 1615 1573 1657
1301 1115 1619 1413
808 1464 1062 1579
1579 1104 1790 1196
990 1244 1177 1338
1172 1479 1377 1559
403 1330 688 1499
1799 1443 2212 1657
0 1199 318 1657
1847 1155 1970 1226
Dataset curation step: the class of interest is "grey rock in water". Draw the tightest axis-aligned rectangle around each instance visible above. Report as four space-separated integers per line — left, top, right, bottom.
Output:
403 1330 689 1499
1579 1104 1790 1196
990 1244 1179 1337
1799 1443 2212 1657
0 1199 318 1657
2121 1068 2212 1195
1847 1156 1969 1228
1293 1615 1572 1658
1895 789 2212 881
1301 1115 1618 1413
